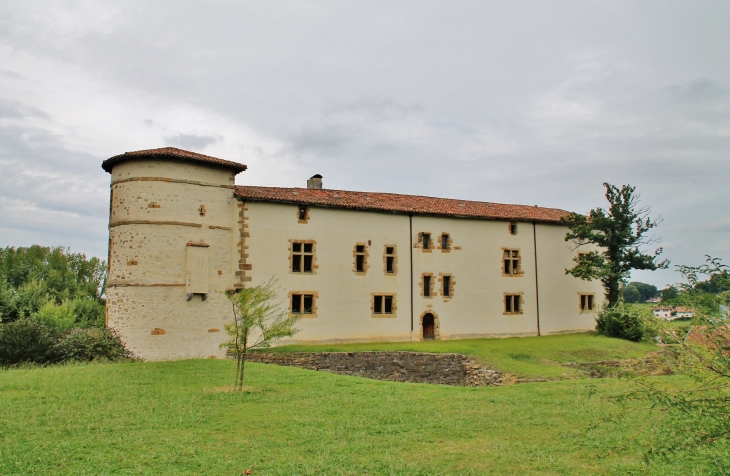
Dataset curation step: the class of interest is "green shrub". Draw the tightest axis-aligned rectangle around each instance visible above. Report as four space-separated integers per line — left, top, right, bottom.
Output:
54 327 133 362
71 298 106 327
34 301 77 332
595 303 651 342
0 279 50 323
0 318 58 367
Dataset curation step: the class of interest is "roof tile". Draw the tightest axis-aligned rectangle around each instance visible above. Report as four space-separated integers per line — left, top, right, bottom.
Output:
102 147 247 173
236 186 570 223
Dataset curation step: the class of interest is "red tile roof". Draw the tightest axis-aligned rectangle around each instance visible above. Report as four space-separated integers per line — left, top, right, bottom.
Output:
102 147 247 173
235 186 571 223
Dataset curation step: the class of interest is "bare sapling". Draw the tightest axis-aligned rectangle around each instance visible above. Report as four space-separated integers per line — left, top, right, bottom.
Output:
222 278 300 390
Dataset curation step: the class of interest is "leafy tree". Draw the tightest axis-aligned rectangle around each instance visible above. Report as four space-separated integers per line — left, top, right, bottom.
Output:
607 256 730 466
694 269 730 295
562 183 668 307
660 285 678 301
0 246 106 324
0 245 106 304
623 281 659 303
222 278 301 390
622 285 642 304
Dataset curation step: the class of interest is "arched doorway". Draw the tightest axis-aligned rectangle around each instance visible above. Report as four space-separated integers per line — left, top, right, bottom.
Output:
422 313 435 340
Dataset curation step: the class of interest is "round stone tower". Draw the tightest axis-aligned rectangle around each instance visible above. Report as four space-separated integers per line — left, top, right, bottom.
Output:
102 147 247 360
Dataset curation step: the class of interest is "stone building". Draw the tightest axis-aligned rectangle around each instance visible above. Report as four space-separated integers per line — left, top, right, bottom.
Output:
103 147 603 360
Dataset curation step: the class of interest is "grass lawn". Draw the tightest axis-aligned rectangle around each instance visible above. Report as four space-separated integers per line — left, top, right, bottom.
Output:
0 358 722 475
268 332 660 378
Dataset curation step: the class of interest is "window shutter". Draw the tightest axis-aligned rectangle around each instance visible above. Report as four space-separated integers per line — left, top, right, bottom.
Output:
186 243 209 295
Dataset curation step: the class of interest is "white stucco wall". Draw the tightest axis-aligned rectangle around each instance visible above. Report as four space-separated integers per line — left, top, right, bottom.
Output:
244 202 413 343
534 223 604 335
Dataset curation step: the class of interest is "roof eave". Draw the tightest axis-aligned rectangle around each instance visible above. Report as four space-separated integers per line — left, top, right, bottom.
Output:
235 193 565 224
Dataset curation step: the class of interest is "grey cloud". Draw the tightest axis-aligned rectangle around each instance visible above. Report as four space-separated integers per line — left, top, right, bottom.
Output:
0 99 48 119
0 69 22 79
163 133 218 150
670 78 727 103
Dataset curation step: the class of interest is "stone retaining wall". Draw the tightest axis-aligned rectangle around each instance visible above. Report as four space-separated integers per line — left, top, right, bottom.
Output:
246 351 502 387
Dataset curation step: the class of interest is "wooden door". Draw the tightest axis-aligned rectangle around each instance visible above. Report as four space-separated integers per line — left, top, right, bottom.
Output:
423 313 435 340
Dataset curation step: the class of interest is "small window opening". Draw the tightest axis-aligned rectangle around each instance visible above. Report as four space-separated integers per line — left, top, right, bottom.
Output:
441 233 449 250
385 246 395 274
373 295 394 315
580 294 595 311
505 294 521 314
355 244 366 273
422 233 431 250
291 294 314 314
384 296 393 313
443 276 451 297
423 275 431 297
503 249 520 275
509 222 517 235
292 242 314 273
298 206 307 220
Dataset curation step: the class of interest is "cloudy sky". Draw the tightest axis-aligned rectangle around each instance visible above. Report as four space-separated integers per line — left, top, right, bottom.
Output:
1 1 728 288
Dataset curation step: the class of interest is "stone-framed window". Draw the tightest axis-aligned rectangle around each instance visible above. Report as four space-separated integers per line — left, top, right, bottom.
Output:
439 273 455 298
579 293 595 311
508 222 517 235
502 249 523 277
420 273 435 298
418 232 433 252
384 245 397 275
297 205 310 224
289 291 318 317
371 293 396 317
290 240 316 274
504 293 523 315
439 233 452 252
353 243 369 275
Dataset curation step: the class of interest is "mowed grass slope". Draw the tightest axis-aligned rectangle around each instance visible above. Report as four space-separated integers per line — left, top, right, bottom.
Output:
0 358 720 475
269 333 659 378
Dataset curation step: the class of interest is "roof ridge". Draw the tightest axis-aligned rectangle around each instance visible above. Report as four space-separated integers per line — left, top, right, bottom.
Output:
235 185 571 223
102 147 247 173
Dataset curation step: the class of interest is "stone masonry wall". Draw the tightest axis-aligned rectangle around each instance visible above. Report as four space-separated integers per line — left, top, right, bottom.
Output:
246 351 501 387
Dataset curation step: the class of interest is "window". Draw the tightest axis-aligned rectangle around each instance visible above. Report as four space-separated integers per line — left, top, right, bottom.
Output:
422 233 431 250
504 294 522 314
509 222 517 235
291 293 315 315
580 294 595 311
439 233 451 251
442 275 451 297
503 249 522 276
352 242 370 275
384 246 396 274
292 242 314 273
578 252 590 261
372 294 395 315
355 245 365 273
297 205 309 223
423 275 432 297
